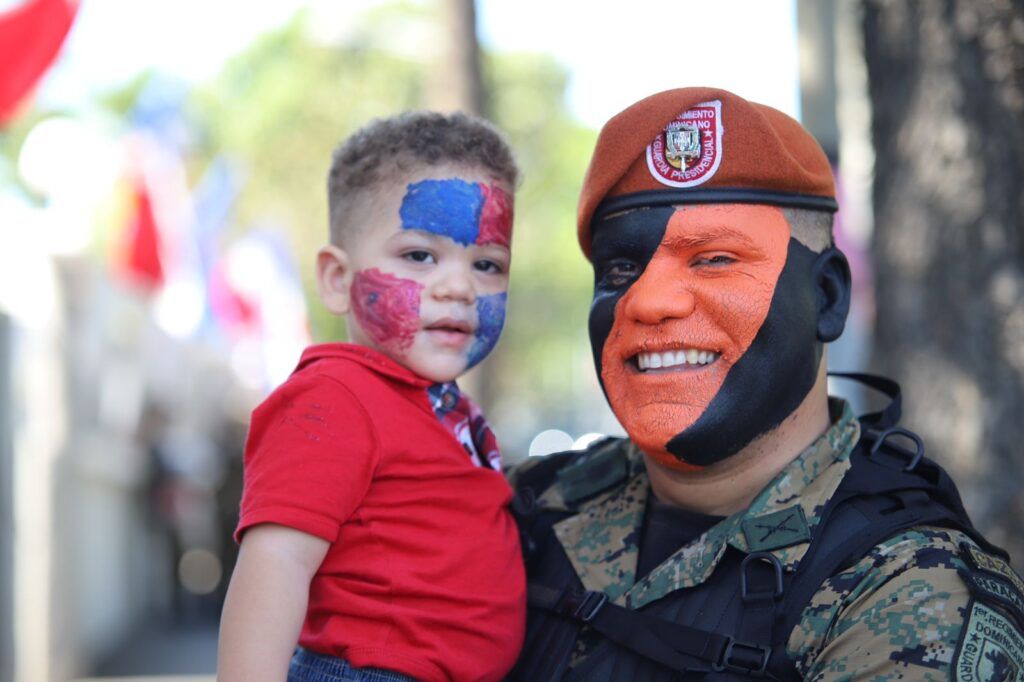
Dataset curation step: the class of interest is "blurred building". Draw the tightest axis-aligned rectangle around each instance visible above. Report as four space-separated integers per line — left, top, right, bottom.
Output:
0 249 251 681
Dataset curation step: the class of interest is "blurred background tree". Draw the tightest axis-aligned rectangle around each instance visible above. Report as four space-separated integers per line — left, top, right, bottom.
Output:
862 0 1024 566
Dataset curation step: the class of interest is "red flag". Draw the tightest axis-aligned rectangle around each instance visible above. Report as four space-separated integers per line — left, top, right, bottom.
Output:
118 178 165 290
0 0 79 124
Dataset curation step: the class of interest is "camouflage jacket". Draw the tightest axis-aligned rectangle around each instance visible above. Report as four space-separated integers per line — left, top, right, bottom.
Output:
509 400 1024 680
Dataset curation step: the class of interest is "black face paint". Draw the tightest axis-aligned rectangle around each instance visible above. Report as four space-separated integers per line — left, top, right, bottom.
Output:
664 239 822 464
588 206 675 392
588 205 826 467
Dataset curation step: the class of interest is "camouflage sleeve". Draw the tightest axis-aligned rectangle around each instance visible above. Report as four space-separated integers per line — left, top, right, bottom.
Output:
788 527 1024 681
504 455 543 488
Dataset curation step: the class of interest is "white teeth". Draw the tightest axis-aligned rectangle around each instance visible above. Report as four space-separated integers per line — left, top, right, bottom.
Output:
635 348 720 371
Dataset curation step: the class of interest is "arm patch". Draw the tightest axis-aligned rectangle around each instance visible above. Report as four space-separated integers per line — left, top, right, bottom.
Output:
959 569 1024 630
962 542 1024 597
953 600 1024 681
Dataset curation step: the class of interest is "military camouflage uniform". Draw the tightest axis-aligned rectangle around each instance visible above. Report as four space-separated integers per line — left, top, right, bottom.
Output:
510 399 1024 680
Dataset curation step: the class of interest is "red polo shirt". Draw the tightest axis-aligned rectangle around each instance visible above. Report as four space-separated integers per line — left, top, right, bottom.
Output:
236 344 525 682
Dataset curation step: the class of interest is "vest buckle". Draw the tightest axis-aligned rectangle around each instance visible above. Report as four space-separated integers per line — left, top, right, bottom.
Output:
560 588 608 623
867 426 924 472
714 637 770 676
740 552 785 602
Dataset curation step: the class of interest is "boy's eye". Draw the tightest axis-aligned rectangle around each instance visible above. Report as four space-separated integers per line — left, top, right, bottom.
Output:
403 250 436 264
474 259 504 274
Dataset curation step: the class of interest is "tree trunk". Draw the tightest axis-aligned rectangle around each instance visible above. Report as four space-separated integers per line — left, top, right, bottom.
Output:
431 0 486 116
862 0 1024 564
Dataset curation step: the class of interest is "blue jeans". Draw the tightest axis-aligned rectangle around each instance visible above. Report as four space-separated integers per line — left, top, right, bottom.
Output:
287 647 418 682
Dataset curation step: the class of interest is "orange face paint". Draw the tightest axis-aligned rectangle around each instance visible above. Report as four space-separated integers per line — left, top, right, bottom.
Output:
600 204 790 469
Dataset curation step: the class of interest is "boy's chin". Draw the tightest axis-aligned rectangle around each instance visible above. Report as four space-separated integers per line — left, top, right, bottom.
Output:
404 352 470 384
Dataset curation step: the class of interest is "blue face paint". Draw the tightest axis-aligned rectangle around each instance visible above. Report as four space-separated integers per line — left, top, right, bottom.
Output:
400 179 484 246
467 292 507 369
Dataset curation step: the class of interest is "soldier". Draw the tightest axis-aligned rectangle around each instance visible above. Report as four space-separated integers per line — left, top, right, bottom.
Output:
508 88 1024 681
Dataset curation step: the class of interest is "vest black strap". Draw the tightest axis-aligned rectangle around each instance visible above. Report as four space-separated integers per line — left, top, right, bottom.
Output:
827 371 902 430
735 552 784 676
527 584 773 676
772 435 1003 655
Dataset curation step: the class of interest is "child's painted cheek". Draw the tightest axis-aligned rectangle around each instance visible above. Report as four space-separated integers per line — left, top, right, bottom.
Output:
351 268 422 350
477 183 513 247
466 292 507 369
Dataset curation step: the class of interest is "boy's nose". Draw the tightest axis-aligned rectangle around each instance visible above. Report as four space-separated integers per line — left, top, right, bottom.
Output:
431 266 476 304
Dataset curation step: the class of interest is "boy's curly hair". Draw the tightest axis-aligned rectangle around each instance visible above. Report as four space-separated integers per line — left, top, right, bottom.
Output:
327 111 519 244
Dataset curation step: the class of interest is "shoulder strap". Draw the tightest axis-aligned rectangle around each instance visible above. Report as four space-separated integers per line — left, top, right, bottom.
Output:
527 576 776 677
773 436 1001 658
827 372 903 430
528 585 727 675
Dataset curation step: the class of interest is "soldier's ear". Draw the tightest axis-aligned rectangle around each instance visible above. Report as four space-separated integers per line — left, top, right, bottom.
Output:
812 247 851 343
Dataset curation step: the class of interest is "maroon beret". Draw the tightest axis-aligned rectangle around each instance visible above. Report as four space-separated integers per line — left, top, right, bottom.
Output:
577 87 837 257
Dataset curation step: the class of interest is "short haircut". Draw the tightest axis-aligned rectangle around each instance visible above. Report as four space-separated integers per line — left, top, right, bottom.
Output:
327 111 519 245
782 207 834 253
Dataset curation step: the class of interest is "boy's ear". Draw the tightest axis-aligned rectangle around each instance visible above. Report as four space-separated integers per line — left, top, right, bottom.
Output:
812 247 852 343
316 244 354 315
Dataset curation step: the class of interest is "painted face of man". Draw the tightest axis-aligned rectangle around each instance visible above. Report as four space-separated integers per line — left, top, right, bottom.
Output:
344 164 513 383
589 203 823 470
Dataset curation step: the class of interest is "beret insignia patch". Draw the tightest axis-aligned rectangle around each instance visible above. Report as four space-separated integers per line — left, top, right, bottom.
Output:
646 99 723 188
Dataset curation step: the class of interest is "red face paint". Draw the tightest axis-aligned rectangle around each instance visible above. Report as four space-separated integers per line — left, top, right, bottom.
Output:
600 204 790 470
476 183 513 247
350 267 423 350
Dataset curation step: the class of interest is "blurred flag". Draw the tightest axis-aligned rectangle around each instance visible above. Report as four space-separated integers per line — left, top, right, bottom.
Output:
0 0 79 124
191 158 249 339
222 228 310 391
117 173 165 289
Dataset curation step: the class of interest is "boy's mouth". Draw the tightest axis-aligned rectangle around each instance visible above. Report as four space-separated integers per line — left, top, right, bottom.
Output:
424 318 474 346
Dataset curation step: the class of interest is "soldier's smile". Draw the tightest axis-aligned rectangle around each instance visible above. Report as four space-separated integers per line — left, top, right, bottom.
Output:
590 203 818 470
631 347 722 372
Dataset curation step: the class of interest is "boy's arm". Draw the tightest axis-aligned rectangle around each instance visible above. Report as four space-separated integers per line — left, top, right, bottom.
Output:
217 523 330 682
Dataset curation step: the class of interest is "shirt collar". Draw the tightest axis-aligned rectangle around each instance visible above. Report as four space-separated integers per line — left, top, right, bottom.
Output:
295 342 434 389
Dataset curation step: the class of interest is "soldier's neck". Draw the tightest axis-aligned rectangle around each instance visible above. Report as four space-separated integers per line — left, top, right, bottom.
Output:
645 361 832 517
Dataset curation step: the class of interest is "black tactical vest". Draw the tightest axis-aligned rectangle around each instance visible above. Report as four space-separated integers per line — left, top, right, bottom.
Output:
507 375 1005 681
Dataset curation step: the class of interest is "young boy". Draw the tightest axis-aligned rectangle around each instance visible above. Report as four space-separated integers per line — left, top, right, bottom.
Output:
217 112 525 682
